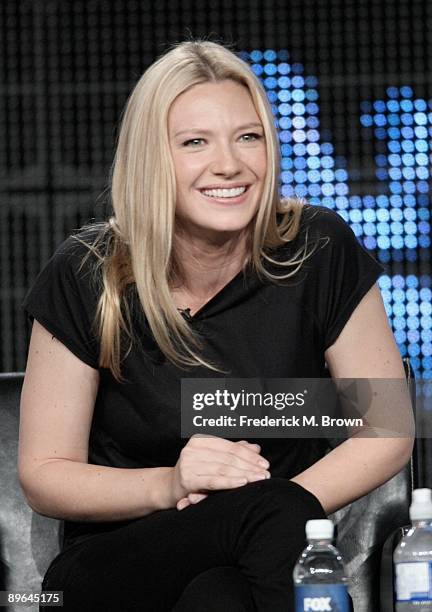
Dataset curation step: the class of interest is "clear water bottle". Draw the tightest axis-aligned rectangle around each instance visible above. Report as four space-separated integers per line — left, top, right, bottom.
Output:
394 488 432 611
293 519 349 612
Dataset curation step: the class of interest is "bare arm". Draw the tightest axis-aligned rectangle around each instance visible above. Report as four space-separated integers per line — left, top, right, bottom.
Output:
290 284 414 514
19 321 269 521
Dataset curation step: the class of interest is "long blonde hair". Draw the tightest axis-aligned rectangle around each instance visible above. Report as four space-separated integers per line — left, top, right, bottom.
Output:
80 41 318 381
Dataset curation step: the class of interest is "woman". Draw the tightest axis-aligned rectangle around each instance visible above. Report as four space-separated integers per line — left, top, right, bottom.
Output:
19 41 412 611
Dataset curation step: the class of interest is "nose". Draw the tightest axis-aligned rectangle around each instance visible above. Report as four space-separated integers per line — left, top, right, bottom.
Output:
209 142 242 177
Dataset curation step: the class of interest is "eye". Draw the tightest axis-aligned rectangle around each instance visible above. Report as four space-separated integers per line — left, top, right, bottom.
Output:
182 138 206 147
239 132 263 142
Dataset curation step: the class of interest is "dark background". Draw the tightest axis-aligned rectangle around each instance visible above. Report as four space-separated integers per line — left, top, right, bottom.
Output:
1 0 430 388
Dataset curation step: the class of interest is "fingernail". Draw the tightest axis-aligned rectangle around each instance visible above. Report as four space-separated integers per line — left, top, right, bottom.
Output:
259 459 269 468
250 474 267 482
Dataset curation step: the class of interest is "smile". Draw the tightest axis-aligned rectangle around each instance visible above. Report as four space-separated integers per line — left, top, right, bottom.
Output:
199 186 249 200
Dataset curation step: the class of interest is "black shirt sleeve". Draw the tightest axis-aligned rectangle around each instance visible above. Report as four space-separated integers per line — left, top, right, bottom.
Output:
304 205 386 350
22 233 102 369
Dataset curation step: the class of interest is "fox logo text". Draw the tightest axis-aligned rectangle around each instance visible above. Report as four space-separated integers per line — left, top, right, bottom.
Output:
304 597 332 611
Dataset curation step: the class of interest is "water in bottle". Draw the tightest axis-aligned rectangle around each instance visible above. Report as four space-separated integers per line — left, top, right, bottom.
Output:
394 488 432 611
293 518 349 612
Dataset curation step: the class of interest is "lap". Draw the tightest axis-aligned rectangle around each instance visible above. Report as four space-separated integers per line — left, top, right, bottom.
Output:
42 478 324 611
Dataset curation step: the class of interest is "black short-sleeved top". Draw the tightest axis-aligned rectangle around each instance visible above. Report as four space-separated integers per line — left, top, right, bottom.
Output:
22 204 385 545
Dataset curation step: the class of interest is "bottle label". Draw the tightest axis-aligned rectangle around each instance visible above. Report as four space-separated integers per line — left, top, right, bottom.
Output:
295 584 349 611
395 561 432 601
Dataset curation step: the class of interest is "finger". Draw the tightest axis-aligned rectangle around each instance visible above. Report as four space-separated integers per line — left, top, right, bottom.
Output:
189 437 265 466
236 440 261 453
185 446 270 473
190 471 268 492
177 498 190 511
191 459 270 481
188 493 208 503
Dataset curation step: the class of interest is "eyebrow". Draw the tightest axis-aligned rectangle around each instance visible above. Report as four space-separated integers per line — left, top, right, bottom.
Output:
173 122 264 138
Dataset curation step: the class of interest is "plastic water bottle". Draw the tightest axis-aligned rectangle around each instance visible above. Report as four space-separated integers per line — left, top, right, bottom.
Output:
293 519 349 612
394 488 432 610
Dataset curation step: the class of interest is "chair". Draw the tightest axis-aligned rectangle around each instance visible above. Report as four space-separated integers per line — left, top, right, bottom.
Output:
0 360 416 611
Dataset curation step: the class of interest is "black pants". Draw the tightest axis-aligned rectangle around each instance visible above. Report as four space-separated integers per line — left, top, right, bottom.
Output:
41 478 326 611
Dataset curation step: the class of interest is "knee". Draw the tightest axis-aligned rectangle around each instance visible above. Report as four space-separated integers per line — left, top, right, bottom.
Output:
242 477 326 522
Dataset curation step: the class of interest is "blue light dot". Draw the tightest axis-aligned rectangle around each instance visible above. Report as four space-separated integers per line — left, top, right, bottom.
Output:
321 183 335 196
364 236 376 249
267 90 278 102
321 169 334 182
388 127 401 139
374 100 386 112
281 158 292 170
389 168 402 180
362 223 375 238
264 76 278 89
387 87 399 98
305 89 319 101
408 330 420 343
292 76 305 88
292 102 305 114
414 99 427 111
321 156 334 168
389 141 401 153
335 196 349 209
401 113 414 126
277 62 290 75
408 344 420 357
400 86 413 98
407 316 420 330
388 114 400 126
278 103 291 116
421 316 432 329
281 170 293 183
308 170 321 183
379 276 392 290
377 235 391 249
294 184 308 197
387 100 400 112
374 114 387 126
415 126 428 139
421 302 432 316
414 112 427 125
405 235 418 248
377 196 390 208
401 140 415 152
279 117 291 129
281 184 295 197
415 140 428 153
418 208 430 221
419 236 431 248
377 209 390 222
292 116 306 129
375 127 387 140
292 91 305 104
293 143 306 156
307 116 320 129
321 143 334 155
252 64 264 76
278 76 291 88
391 235 404 248
395 330 406 343
250 50 263 62
360 115 373 127
306 102 319 115
307 157 320 169
307 129 320 142
264 50 277 61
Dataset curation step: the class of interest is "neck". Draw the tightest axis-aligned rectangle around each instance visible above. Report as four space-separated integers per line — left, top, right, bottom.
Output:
171 227 250 305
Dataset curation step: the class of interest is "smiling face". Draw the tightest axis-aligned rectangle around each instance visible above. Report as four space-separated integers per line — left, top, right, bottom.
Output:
168 79 267 242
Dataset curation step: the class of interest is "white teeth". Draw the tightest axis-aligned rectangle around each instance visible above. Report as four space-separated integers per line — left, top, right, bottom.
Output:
201 186 247 198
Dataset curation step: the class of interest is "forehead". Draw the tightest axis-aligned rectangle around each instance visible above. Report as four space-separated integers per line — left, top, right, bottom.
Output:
168 80 260 127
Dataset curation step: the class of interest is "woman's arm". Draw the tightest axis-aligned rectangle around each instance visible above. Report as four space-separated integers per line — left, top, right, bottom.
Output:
290 284 415 514
19 321 269 521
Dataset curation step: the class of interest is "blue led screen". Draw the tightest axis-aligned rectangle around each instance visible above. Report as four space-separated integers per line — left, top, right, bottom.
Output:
240 49 431 391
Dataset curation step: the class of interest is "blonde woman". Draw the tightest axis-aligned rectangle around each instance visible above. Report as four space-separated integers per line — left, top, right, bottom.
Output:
19 41 412 611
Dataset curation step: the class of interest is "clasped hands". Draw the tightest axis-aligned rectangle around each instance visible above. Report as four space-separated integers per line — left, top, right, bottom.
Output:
171 435 271 511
